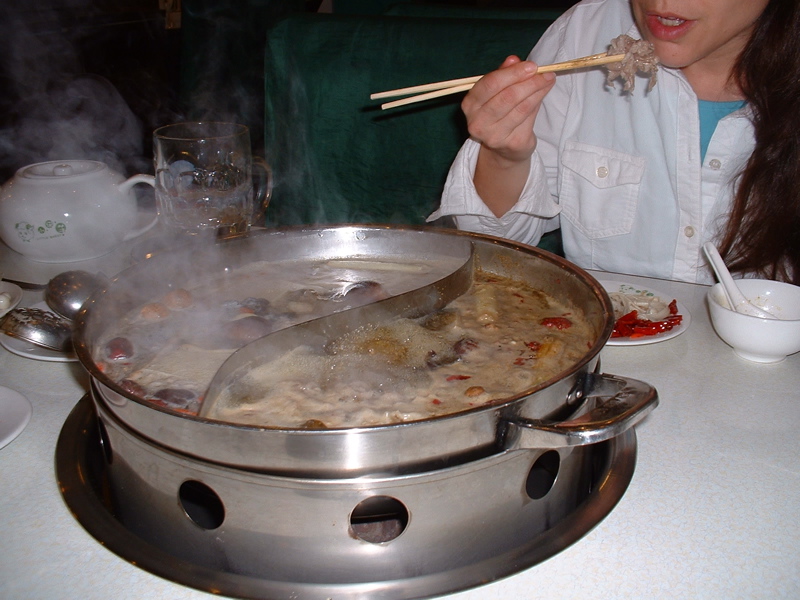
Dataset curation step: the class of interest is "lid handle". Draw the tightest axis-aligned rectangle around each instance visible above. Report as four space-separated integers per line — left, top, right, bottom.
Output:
52 164 74 176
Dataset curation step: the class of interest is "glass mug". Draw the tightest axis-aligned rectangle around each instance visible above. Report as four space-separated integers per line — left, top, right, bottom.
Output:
153 122 270 236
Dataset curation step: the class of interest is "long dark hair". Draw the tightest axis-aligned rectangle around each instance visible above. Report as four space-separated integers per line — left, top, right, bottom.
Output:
720 0 800 284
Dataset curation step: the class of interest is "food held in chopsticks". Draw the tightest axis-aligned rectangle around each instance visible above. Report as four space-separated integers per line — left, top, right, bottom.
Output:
371 34 659 110
605 34 658 92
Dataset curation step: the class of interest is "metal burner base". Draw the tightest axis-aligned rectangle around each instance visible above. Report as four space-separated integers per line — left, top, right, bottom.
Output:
56 395 637 600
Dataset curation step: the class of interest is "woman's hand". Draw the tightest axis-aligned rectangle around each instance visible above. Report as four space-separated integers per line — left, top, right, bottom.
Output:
465 56 556 216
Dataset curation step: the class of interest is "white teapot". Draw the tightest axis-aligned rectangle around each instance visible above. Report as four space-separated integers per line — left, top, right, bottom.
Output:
0 160 156 263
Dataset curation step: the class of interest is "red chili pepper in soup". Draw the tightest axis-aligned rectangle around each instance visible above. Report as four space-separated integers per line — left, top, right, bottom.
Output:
540 317 573 330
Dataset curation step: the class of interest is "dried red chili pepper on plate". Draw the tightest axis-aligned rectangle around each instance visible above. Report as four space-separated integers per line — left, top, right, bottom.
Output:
611 299 683 338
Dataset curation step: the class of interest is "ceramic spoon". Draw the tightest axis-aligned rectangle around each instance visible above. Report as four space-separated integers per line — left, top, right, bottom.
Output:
702 242 779 319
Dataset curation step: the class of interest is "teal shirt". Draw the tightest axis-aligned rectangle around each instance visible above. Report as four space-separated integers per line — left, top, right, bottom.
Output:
699 100 746 162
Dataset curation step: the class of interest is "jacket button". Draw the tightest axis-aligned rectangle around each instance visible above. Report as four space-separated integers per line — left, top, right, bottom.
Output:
596 166 609 178
684 226 695 238
709 159 722 170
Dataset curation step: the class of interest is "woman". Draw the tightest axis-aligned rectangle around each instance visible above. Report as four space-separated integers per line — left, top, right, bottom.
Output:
428 0 799 284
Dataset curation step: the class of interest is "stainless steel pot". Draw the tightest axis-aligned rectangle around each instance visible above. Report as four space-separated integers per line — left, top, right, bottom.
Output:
57 392 639 600
73 225 657 477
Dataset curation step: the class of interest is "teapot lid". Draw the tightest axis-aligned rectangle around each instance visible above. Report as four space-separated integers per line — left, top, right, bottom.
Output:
19 160 107 180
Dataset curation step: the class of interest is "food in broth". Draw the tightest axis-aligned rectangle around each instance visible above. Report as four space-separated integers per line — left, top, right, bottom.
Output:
96 262 596 428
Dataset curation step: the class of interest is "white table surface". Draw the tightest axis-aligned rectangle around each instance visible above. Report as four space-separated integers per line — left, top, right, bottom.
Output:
1 271 798 600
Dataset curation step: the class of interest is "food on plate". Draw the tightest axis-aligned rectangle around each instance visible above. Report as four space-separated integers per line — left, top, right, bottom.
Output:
95 262 597 427
609 291 670 321
605 34 659 92
608 289 682 338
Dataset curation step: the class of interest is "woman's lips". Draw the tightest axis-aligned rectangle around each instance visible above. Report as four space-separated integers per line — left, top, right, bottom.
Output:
645 13 694 41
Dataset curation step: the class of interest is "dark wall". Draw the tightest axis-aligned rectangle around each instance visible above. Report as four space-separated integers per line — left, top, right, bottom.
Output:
0 0 182 182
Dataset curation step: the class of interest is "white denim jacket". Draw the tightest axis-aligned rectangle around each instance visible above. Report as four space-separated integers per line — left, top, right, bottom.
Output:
428 0 755 283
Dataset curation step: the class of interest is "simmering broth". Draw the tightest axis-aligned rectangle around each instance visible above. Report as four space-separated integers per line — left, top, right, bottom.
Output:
96 259 594 427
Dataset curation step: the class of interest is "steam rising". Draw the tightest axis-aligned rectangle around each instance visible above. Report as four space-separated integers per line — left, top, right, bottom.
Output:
0 4 160 180
0 2 349 229
0 1 300 231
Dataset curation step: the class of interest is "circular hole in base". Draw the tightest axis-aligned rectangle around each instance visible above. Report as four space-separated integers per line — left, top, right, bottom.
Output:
179 480 225 530
350 496 409 543
526 450 560 500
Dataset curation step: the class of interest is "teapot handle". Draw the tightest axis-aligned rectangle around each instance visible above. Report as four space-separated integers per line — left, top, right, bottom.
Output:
119 174 157 241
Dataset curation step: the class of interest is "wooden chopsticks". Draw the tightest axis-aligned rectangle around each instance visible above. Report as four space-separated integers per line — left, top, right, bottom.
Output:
371 52 625 110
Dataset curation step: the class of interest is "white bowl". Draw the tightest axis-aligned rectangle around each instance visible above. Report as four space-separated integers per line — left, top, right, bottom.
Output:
707 279 800 363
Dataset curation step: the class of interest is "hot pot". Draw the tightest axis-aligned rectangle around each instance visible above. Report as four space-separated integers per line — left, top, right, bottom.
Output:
64 225 658 599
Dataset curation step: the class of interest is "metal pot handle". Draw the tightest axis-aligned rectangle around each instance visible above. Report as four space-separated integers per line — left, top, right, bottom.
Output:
503 373 658 449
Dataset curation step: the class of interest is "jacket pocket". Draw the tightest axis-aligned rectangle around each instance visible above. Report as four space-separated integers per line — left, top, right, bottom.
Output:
559 140 645 238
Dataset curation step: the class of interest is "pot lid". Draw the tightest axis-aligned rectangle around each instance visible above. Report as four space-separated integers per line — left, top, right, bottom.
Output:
19 160 107 180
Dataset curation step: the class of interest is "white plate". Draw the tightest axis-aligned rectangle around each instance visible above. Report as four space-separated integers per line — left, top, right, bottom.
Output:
0 281 23 318
599 280 691 346
0 386 32 450
0 301 77 362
